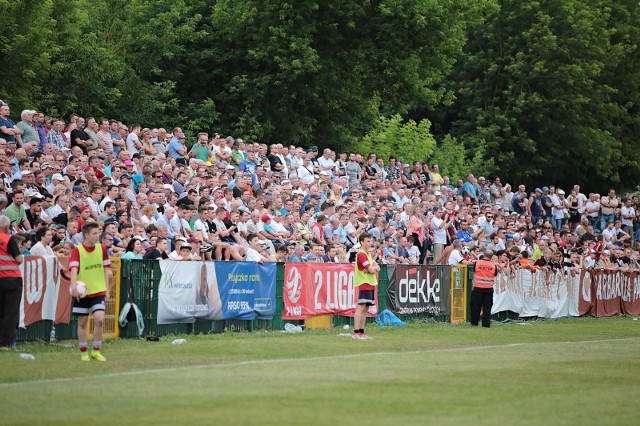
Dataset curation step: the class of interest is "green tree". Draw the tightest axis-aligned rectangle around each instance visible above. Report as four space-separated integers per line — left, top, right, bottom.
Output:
353 114 436 162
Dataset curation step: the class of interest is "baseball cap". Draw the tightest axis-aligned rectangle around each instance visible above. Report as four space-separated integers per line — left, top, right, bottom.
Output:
162 184 174 192
180 243 192 250
124 160 134 166
262 214 271 222
51 173 64 181
535 188 542 193
319 170 330 176
176 236 187 243
225 165 235 170
41 163 53 170
204 161 213 167
187 237 200 244
72 185 84 193
310 145 318 151
121 174 132 180
542 186 549 192
21 170 32 176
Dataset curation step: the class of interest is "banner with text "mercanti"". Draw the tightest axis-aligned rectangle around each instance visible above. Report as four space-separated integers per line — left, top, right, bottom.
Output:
157 261 277 324
19 256 72 328
385 265 451 316
282 263 378 320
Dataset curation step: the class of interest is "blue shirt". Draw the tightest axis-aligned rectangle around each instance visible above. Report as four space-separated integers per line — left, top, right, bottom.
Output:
456 229 473 243
110 132 123 154
0 117 16 142
462 182 476 199
169 137 185 160
239 160 256 175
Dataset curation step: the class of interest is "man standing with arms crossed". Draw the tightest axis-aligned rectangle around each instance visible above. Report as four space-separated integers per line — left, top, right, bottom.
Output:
69 222 112 361
353 233 379 340
0 216 23 349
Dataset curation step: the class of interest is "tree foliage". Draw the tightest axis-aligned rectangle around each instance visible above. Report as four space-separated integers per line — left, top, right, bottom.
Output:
354 114 436 163
0 0 639 190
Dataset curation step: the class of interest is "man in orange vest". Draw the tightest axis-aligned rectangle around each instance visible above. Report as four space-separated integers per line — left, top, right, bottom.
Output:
0 215 24 348
471 249 498 328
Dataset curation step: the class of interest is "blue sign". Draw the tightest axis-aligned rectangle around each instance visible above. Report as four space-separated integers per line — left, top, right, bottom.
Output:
214 262 277 320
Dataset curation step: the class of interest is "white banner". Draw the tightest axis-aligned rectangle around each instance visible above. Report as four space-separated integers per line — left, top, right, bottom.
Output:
492 269 580 318
157 261 222 324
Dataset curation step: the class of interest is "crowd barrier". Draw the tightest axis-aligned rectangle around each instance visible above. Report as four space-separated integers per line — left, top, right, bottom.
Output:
15 257 640 342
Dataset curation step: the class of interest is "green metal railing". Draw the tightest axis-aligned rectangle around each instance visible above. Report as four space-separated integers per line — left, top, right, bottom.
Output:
17 261 459 342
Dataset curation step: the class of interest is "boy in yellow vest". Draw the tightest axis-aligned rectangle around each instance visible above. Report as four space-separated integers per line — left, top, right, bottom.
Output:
353 232 379 339
69 222 112 361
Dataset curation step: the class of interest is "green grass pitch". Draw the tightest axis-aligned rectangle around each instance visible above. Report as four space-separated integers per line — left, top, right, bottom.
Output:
1 317 639 425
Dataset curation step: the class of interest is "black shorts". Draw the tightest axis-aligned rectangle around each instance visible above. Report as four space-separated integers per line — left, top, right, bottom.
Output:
73 295 106 316
357 288 375 306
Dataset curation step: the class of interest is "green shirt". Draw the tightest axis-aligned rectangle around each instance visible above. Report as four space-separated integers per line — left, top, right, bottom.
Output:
16 121 39 143
190 144 210 161
3 203 26 227
78 243 107 295
354 250 378 287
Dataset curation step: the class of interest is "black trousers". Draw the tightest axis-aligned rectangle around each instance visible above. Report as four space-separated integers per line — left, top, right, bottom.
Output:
470 287 493 328
0 277 23 347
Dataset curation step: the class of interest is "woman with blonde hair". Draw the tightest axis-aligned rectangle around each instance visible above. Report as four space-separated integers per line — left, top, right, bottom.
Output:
139 204 157 227
140 129 157 156
407 203 430 264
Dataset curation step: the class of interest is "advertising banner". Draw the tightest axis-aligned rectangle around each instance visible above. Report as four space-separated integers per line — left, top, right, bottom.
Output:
386 265 451 316
587 270 640 316
282 263 378 320
214 261 277 320
19 256 72 328
157 261 277 324
491 269 640 318
492 269 580 318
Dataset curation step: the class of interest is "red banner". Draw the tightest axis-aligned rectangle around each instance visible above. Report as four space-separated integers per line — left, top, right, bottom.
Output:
582 270 640 317
20 256 72 328
283 263 378 320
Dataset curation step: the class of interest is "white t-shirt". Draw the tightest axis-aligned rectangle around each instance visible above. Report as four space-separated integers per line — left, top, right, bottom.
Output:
585 201 600 217
602 228 618 246
30 242 55 256
316 156 335 177
431 217 447 244
194 219 210 240
621 206 635 227
246 247 262 262
126 133 140 154
448 249 464 265
408 246 421 261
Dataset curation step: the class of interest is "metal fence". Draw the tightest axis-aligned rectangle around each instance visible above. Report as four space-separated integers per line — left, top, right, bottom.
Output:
17 261 471 342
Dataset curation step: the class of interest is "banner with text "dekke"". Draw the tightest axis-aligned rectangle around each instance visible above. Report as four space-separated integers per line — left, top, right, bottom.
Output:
157 261 276 325
385 265 451 316
282 263 378 320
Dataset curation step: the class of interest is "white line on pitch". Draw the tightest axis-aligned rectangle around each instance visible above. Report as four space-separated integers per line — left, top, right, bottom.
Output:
1 337 638 388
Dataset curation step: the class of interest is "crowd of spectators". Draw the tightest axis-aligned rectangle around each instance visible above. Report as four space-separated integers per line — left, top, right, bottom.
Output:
1 99 639 274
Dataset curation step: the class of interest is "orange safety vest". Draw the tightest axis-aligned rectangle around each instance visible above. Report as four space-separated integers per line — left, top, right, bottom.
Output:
473 259 496 289
0 232 21 278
